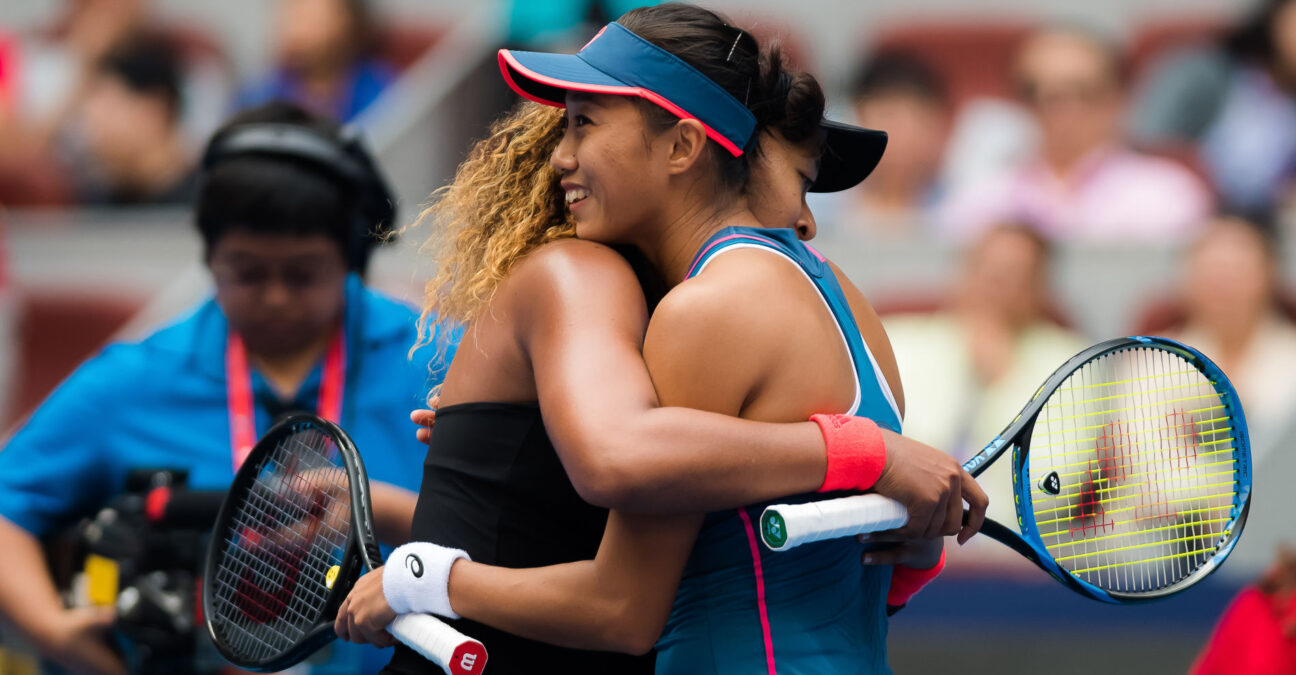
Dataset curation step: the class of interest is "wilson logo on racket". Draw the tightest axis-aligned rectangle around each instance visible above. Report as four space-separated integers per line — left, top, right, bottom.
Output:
449 641 488 675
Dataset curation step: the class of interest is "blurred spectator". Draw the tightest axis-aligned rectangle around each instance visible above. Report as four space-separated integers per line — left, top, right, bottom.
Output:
821 52 953 236
938 25 1213 242
1191 545 1296 675
0 29 24 206
0 0 231 207
883 224 1085 568
0 30 16 113
1173 216 1296 466
1130 0 1296 216
17 0 149 138
236 0 395 122
0 0 147 206
73 37 197 205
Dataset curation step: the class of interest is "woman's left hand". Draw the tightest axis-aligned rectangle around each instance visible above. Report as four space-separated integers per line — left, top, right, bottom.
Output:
857 533 944 570
334 567 397 647
411 396 441 444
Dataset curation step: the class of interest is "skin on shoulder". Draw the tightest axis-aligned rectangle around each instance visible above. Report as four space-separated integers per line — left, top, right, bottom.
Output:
645 248 857 422
434 237 650 408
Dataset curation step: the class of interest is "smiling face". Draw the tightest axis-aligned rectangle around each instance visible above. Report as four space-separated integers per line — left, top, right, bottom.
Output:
747 130 822 241
550 93 677 245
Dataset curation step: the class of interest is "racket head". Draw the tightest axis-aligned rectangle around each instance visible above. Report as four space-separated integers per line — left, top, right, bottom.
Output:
203 413 382 671
1004 336 1251 603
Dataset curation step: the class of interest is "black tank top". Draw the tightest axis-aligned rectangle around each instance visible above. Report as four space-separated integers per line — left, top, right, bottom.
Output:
381 402 655 675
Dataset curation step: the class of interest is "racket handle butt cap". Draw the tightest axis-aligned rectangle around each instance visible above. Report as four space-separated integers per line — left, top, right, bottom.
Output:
388 613 488 675
761 494 909 551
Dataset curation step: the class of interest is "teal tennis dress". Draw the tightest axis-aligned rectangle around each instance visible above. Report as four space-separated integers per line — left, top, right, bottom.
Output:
654 227 904 675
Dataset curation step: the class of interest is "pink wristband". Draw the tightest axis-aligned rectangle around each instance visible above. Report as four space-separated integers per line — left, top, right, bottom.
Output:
812 414 887 493
887 549 946 607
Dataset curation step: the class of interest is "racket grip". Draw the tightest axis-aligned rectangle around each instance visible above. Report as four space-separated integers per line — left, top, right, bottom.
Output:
388 613 488 675
760 494 909 551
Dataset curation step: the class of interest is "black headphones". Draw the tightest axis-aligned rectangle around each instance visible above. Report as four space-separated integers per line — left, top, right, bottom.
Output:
201 123 397 274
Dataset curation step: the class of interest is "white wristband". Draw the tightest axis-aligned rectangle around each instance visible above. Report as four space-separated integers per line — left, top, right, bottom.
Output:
383 541 470 619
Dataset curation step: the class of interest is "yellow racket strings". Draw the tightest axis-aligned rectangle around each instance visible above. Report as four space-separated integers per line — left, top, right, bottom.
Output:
1025 347 1241 595
211 424 351 660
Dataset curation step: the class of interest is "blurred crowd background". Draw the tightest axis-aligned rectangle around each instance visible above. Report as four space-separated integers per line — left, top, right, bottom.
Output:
1 0 1294 672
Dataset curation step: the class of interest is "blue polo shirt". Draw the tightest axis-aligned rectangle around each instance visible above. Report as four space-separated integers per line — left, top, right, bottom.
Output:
0 275 456 674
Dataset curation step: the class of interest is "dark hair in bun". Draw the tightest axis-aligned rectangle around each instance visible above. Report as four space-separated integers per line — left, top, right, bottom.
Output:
750 42 826 148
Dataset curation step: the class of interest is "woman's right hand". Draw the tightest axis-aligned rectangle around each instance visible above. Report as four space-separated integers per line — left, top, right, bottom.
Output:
334 568 397 648
873 430 988 545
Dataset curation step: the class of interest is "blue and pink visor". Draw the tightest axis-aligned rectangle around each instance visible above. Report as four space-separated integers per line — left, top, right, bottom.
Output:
498 21 889 193
498 21 757 157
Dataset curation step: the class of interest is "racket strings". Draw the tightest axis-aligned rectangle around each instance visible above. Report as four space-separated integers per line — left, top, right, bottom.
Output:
1025 347 1243 595
1027 412 1232 454
1026 398 1225 438
210 423 353 661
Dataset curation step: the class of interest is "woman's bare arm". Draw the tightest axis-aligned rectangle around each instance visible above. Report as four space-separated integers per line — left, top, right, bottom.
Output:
368 482 419 546
512 241 827 512
447 511 701 653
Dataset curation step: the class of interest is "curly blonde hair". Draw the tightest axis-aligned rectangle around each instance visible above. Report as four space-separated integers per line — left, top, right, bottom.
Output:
412 102 574 355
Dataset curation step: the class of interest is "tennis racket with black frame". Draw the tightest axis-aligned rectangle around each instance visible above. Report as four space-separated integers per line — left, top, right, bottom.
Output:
760 336 1252 604
203 413 488 674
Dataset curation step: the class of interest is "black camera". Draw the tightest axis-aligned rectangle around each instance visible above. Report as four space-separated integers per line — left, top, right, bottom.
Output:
74 470 225 674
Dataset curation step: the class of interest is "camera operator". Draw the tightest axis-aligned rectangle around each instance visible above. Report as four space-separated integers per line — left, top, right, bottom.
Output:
0 101 454 675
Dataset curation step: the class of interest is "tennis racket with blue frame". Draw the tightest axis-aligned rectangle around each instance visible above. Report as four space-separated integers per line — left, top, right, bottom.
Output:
761 336 1252 604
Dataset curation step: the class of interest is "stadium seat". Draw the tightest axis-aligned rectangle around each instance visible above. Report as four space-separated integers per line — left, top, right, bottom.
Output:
867 21 1034 109
1131 292 1296 336
871 292 1075 329
377 22 450 72
8 293 140 428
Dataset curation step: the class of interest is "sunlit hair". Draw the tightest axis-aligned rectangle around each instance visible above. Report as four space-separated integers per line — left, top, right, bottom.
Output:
412 102 574 361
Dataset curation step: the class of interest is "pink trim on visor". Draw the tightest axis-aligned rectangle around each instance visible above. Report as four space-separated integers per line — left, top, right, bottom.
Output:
498 49 746 157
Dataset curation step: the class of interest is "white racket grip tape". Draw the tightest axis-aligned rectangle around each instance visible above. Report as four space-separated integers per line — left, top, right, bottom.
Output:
388 614 488 675
760 494 910 551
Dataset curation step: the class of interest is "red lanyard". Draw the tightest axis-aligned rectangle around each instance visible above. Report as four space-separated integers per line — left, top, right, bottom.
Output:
226 328 346 471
